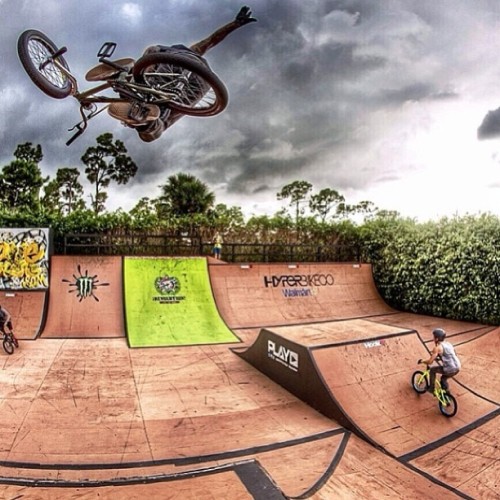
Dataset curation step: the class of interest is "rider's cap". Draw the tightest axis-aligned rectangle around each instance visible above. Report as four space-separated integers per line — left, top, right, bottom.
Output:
432 328 446 341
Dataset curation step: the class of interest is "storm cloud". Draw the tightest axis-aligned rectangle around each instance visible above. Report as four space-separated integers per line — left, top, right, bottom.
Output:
1 0 500 219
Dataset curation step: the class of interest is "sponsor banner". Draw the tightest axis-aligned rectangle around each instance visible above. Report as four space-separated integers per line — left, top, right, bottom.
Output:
263 273 334 299
0 228 50 290
124 257 238 347
267 339 299 372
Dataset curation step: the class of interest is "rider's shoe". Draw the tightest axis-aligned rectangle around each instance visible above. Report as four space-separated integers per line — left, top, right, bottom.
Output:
85 58 135 81
137 119 166 142
108 102 161 126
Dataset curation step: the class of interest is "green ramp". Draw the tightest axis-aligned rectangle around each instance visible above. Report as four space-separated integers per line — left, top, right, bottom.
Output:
124 257 238 347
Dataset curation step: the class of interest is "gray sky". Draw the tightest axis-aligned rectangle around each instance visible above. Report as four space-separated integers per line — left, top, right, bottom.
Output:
2 0 500 220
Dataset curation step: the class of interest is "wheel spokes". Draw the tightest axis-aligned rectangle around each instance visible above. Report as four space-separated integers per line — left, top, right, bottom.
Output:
28 39 68 88
142 64 216 110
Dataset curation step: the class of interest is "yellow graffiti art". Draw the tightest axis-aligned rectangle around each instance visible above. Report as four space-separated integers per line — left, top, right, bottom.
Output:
0 229 49 289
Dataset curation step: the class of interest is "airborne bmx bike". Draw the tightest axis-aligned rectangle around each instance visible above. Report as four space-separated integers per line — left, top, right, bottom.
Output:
411 363 458 417
17 30 228 145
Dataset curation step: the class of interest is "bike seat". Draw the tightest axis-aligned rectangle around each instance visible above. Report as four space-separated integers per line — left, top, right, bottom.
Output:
85 58 135 81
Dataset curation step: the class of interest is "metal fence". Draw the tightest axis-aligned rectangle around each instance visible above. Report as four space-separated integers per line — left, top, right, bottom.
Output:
61 233 361 263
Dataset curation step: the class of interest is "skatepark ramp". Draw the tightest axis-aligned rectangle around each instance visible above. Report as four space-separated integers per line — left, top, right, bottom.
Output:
209 262 396 329
124 257 239 347
235 322 499 458
41 255 125 338
0 290 46 340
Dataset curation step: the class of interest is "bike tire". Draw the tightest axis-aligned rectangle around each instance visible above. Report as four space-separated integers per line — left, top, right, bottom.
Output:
132 50 228 116
439 392 458 417
17 29 73 99
411 370 429 394
3 339 14 355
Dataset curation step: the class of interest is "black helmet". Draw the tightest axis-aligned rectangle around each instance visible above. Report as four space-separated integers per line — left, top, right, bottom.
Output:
433 328 446 341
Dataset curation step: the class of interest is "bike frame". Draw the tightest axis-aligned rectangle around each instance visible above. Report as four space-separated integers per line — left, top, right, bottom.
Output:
415 367 450 406
48 48 190 145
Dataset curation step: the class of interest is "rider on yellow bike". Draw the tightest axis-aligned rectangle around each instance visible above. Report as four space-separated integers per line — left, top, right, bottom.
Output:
418 328 461 394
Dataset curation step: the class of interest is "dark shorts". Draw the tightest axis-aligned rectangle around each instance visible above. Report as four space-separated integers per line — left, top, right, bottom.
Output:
0 320 12 331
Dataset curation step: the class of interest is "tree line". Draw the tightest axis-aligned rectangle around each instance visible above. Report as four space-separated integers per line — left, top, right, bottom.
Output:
1 136 499 326
0 136 388 240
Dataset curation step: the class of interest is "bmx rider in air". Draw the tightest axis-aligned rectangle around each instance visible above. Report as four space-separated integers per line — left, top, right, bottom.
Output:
95 6 257 142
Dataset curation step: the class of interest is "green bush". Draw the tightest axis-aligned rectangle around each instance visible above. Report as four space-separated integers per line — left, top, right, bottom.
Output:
361 214 500 325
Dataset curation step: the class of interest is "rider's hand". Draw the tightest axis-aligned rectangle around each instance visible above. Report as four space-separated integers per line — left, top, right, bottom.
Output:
236 6 257 25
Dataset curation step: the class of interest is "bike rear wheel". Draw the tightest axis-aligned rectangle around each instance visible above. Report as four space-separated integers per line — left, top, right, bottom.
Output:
3 338 14 355
411 370 429 394
18 29 73 99
132 50 228 116
439 392 458 417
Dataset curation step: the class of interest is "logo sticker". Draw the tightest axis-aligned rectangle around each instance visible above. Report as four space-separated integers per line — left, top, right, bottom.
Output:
63 265 109 302
267 339 299 372
153 274 185 304
263 273 334 299
364 339 386 348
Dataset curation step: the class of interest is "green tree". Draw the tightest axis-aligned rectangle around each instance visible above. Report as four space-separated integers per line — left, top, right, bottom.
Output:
0 143 47 210
14 142 43 163
43 168 85 214
209 204 245 230
337 200 378 221
81 133 138 214
277 180 313 229
158 173 215 217
129 197 160 229
309 188 345 222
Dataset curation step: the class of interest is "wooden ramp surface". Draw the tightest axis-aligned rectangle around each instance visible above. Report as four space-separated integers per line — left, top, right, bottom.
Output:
0 258 497 498
454 327 500 403
237 323 500 499
41 255 125 338
0 338 457 499
209 262 395 329
368 312 492 342
0 290 45 339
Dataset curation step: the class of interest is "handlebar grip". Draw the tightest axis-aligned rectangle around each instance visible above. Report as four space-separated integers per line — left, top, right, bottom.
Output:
66 127 84 146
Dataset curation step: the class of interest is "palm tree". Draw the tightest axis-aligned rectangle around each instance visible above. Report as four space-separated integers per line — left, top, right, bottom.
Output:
158 173 215 216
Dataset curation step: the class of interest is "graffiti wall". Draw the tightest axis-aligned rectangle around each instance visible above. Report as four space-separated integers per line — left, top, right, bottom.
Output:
0 228 50 290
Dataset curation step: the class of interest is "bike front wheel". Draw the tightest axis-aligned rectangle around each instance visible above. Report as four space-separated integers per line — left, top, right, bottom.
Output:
3 339 14 355
9 334 19 349
132 50 228 116
439 392 458 417
17 29 73 99
411 370 429 394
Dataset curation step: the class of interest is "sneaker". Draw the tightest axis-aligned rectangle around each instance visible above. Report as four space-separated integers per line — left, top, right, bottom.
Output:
85 58 135 81
108 102 161 126
138 119 166 142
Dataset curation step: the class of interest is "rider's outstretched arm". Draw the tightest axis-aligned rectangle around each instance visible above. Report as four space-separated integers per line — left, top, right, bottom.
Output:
189 6 257 55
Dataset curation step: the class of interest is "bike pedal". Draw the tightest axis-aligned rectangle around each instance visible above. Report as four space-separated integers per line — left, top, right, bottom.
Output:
128 102 149 121
127 102 160 122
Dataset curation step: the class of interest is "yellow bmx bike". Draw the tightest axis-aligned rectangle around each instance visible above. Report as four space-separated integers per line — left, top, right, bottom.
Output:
411 363 458 417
